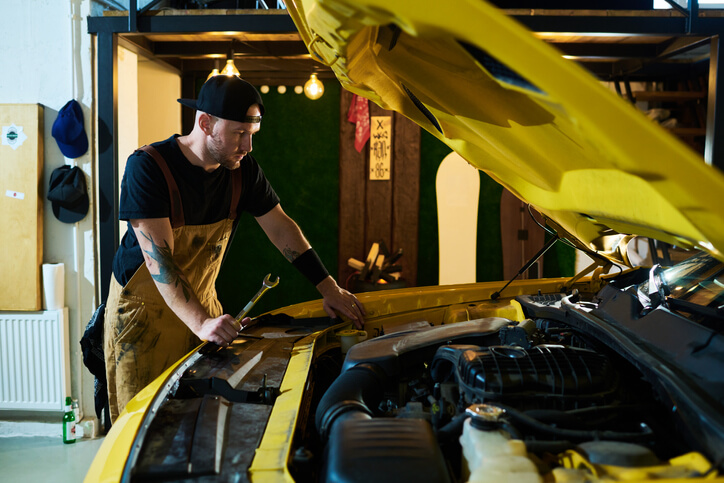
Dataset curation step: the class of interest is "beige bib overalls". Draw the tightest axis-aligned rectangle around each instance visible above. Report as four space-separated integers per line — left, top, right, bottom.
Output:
104 145 241 422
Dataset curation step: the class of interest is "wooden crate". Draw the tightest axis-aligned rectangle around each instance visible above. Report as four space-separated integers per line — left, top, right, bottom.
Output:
0 104 44 310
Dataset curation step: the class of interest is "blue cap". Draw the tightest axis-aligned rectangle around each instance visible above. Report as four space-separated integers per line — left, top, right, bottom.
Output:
52 100 88 159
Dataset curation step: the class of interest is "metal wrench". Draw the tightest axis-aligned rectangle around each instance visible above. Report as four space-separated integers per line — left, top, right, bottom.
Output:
235 273 280 324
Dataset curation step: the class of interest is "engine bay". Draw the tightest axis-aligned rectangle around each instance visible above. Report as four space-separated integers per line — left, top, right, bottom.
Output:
293 282 723 483
119 257 724 483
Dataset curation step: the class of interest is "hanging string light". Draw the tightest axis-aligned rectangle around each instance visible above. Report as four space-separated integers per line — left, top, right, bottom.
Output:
304 73 324 100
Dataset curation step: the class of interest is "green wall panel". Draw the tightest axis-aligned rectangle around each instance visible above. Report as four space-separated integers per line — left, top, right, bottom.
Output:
217 82 341 317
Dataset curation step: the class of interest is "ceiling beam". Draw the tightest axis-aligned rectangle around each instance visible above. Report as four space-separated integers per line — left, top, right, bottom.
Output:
88 12 296 34
150 40 311 58
550 42 666 59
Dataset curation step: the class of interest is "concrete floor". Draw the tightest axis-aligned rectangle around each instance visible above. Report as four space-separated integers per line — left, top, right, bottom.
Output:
0 435 105 482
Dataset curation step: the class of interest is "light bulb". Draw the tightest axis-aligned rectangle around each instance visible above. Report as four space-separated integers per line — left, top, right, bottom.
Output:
304 73 324 100
277 85 287 94
260 85 270 94
220 59 240 77
206 68 220 81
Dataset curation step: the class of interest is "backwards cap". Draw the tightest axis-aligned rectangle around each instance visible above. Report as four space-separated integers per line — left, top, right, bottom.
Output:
178 75 264 123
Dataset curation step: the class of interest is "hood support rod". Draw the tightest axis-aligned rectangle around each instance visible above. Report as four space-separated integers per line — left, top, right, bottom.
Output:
491 235 559 300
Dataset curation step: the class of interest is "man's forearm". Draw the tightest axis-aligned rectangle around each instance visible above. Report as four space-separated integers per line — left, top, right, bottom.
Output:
141 230 211 336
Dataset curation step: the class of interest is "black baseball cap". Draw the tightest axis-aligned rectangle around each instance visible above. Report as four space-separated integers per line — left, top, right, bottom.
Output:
47 165 89 224
178 75 265 123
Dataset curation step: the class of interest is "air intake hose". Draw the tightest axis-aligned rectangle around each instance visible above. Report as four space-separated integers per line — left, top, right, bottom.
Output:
315 362 387 441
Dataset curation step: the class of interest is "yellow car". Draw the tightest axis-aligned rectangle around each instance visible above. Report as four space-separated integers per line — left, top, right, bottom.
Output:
88 1 724 482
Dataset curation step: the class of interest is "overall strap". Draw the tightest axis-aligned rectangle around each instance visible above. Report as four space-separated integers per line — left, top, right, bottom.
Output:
137 145 185 229
229 168 242 220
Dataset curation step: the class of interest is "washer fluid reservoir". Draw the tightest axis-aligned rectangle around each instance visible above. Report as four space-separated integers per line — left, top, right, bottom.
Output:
459 404 541 483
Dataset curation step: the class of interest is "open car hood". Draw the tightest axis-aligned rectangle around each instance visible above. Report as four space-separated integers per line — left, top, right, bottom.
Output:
286 0 724 264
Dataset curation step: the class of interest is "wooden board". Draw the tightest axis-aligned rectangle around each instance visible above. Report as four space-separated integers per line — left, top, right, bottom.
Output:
0 104 44 310
338 89 367 289
391 111 420 287
365 102 393 257
338 90 421 289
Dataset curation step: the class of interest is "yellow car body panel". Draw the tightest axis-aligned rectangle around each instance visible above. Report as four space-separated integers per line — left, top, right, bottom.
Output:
248 332 316 482
84 349 206 482
286 0 724 263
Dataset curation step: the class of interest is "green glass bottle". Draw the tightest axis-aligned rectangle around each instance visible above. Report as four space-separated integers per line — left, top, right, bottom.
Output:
62 396 76 444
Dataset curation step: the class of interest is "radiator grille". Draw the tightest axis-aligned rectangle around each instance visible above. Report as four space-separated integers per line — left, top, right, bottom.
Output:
0 308 70 411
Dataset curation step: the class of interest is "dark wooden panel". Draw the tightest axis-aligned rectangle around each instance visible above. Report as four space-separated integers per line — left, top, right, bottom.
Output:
391 112 420 287
338 92 421 291
500 189 546 280
338 89 367 288
365 102 393 260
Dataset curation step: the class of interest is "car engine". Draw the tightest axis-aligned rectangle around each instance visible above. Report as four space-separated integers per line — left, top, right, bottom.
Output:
295 289 719 483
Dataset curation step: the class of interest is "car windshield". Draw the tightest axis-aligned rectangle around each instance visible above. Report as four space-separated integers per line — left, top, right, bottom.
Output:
638 251 724 327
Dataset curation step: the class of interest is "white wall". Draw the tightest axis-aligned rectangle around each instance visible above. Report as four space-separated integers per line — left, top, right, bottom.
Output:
0 1 183 426
0 1 96 421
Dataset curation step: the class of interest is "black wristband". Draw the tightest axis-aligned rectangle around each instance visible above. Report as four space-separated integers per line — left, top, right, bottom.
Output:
292 248 330 286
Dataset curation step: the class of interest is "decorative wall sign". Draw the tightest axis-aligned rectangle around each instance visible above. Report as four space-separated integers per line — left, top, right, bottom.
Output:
2 124 28 150
370 116 392 180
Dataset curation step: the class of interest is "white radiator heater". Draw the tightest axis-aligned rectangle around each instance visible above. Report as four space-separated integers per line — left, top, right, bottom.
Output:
0 308 71 411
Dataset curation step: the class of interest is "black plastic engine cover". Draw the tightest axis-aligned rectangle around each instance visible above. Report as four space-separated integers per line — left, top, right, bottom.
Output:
323 418 451 483
437 345 617 410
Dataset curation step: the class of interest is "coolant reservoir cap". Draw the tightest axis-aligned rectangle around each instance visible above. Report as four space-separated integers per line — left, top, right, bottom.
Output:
466 404 506 430
338 329 361 336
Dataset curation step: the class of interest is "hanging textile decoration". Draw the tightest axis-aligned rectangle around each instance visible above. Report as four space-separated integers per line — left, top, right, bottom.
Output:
347 94 370 153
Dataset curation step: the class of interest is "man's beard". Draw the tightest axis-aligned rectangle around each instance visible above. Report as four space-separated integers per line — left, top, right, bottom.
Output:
207 133 243 170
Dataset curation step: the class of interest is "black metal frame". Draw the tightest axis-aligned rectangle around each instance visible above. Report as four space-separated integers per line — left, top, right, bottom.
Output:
88 12 296 301
88 2 724 301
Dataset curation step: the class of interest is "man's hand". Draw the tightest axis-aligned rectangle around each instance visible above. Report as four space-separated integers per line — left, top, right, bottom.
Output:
316 277 366 328
195 314 252 346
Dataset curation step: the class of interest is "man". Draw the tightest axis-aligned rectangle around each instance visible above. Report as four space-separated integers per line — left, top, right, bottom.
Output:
104 75 365 423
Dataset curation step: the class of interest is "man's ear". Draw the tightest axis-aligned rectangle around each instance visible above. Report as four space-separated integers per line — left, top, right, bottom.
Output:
198 112 214 135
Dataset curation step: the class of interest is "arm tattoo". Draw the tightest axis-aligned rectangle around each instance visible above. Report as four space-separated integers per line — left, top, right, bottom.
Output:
141 231 192 302
283 246 301 263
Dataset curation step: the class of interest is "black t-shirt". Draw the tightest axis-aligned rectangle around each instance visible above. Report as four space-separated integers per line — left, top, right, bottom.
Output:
112 135 280 285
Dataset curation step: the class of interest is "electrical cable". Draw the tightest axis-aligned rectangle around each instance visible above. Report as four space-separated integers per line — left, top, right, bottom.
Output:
526 203 577 250
486 401 655 443
345 271 359 291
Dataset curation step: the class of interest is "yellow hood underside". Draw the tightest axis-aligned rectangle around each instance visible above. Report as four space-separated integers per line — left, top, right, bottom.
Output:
286 0 724 263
